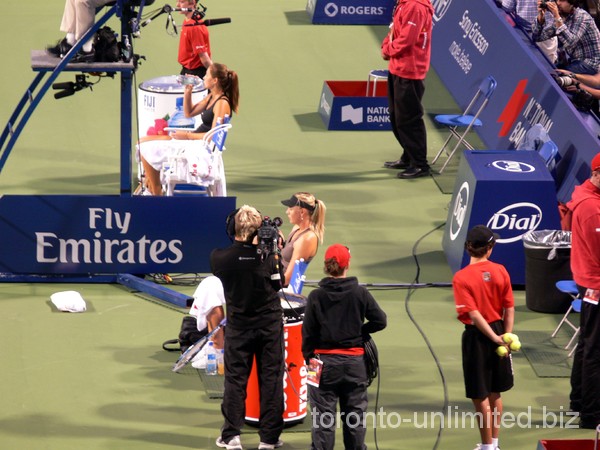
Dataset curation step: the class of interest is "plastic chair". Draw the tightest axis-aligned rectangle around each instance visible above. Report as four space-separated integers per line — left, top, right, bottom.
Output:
551 280 581 357
431 76 497 173
366 69 389 97
537 139 559 171
283 259 309 295
162 116 232 197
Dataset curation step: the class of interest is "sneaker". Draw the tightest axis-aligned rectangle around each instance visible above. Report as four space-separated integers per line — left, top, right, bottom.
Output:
191 345 208 369
258 439 283 450
47 37 72 57
216 435 243 450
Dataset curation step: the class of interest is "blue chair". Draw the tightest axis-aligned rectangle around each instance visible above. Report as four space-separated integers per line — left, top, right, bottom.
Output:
431 76 497 173
537 139 559 171
551 280 581 357
287 258 309 295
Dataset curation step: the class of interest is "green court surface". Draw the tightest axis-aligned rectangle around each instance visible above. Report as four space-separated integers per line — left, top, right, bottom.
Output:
0 1 591 449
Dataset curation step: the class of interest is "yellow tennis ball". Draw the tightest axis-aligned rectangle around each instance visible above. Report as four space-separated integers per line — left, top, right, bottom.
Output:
510 340 521 352
496 346 508 357
503 333 519 345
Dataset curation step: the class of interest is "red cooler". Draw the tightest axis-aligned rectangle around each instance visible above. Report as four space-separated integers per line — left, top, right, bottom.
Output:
245 293 307 425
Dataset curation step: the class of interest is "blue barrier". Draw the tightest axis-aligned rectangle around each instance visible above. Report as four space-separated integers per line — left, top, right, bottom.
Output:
0 195 236 274
430 0 600 203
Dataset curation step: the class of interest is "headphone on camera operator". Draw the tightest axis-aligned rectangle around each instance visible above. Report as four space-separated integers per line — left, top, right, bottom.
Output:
225 208 285 259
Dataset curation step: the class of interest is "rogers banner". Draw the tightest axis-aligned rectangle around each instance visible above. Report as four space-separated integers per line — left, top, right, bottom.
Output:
430 0 600 202
0 195 236 274
306 0 394 25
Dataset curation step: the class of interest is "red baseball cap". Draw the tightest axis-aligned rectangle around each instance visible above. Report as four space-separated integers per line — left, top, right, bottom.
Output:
592 153 600 171
325 244 351 269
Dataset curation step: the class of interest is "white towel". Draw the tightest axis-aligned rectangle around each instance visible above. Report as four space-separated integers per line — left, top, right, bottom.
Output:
50 291 87 313
189 276 225 331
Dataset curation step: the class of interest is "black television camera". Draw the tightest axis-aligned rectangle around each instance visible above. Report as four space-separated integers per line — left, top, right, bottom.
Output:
540 0 556 10
256 216 283 257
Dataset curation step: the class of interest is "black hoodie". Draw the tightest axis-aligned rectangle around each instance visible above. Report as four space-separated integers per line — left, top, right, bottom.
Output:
302 276 387 361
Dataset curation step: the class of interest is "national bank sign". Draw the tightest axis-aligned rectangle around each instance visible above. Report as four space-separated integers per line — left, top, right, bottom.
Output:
307 0 395 25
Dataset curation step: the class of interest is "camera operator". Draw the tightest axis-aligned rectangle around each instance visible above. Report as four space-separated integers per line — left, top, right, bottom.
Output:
532 0 600 75
211 205 285 450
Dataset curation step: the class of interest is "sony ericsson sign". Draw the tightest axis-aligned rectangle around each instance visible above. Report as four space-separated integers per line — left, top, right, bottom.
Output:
0 195 235 274
307 0 394 25
432 0 453 23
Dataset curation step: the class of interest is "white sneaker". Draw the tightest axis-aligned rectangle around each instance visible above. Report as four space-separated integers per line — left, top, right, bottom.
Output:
216 435 243 450
258 439 283 450
191 345 208 369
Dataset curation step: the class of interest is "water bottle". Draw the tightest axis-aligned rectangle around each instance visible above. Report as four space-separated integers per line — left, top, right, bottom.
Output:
167 97 195 129
176 74 203 86
205 341 217 375
217 348 224 375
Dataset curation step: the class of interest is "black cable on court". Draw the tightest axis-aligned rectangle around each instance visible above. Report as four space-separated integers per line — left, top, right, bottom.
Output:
365 222 450 450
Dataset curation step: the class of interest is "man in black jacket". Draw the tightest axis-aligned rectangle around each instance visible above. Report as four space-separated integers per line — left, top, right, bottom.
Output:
212 205 285 450
302 244 387 450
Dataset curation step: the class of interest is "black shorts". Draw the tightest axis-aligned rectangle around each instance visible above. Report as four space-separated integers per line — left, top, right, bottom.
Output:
462 320 514 399
181 65 207 78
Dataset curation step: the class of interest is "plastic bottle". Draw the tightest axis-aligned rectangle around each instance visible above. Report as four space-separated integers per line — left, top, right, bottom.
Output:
176 74 203 86
205 341 217 375
217 348 224 375
167 97 195 129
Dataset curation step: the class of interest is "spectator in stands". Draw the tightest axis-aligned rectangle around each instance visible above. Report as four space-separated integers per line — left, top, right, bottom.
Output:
47 0 112 63
138 62 239 195
500 0 558 63
177 0 212 78
532 0 600 74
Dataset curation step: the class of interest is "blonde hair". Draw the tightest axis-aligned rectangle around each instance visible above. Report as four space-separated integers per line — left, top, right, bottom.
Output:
294 192 326 243
235 205 262 242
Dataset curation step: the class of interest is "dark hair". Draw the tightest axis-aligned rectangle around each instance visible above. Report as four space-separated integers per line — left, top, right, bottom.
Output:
324 258 345 277
210 63 240 113
465 241 495 258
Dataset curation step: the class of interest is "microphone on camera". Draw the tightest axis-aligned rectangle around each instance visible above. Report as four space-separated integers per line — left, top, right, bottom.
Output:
140 4 172 27
183 17 232 27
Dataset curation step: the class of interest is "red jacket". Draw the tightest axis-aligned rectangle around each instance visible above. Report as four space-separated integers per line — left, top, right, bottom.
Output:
381 0 433 80
567 179 600 289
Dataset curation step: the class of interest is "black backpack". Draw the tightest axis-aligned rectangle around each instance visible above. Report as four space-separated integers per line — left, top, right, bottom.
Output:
162 315 208 353
94 26 120 62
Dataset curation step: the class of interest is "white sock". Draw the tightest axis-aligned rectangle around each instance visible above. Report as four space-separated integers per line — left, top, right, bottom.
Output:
82 38 94 53
66 33 76 46
492 437 499 448
482 445 494 450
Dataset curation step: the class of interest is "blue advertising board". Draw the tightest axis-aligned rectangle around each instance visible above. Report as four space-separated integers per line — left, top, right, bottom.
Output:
443 151 561 284
306 0 394 25
430 0 600 203
319 81 391 130
0 195 236 274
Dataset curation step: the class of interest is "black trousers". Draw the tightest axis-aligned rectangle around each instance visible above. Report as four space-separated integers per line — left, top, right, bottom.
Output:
570 285 600 425
308 354 368 450
180 65 207 78
221 321 285 444
386 72 429 169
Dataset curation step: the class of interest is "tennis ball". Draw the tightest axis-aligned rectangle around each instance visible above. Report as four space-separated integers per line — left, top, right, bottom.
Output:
509 340 521 352
496 346 508 357
503 333 519 345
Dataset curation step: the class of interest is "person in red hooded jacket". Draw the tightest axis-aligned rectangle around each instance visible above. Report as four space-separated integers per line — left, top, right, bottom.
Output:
568 152 600 429
381 0 433 179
